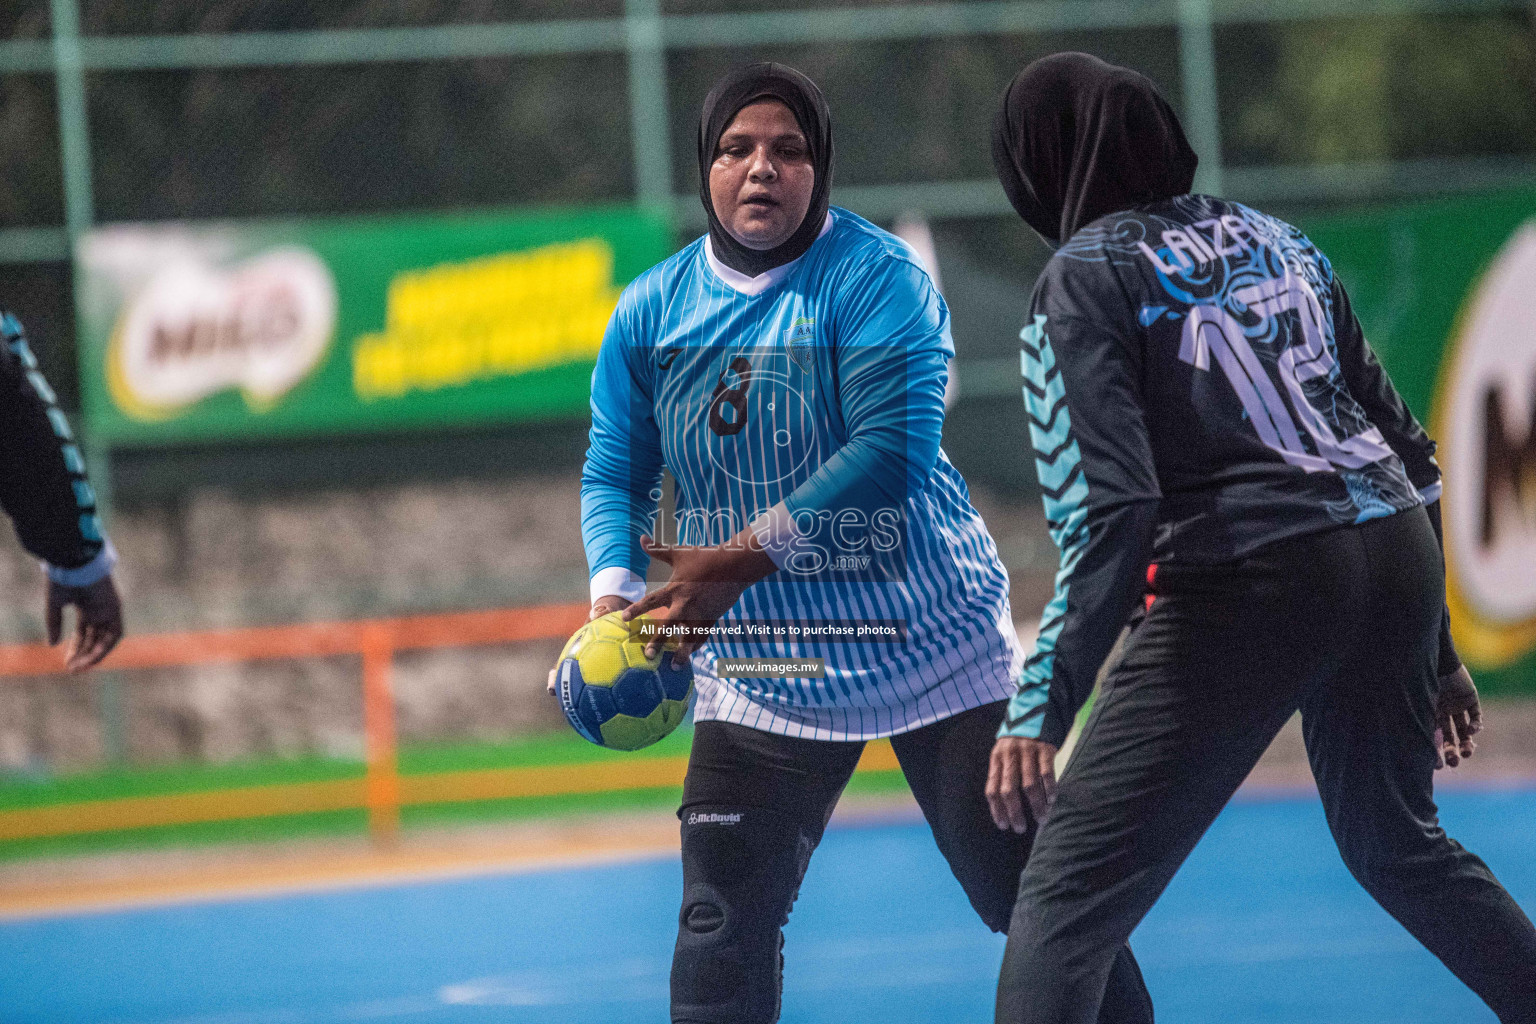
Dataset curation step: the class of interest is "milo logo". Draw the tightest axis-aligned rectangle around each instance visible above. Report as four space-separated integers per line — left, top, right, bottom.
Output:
107 246 336 420
1437 221 1536 667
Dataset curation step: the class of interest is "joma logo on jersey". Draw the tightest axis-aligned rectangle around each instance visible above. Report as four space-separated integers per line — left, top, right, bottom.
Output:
785 316 816 371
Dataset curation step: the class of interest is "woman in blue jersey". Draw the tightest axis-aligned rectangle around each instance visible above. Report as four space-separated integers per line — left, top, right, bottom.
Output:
576 63 1152 1024
985 54 1536 1023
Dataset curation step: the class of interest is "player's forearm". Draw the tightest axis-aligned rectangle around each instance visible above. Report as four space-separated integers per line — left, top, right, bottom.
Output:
782 436 904 525
579 433 664 582
0 314 108 571
720 523 777 585
1422 499 1463 676
581 317 664 579
1003 500 1160 747
580 483 658 579
778 345 947 524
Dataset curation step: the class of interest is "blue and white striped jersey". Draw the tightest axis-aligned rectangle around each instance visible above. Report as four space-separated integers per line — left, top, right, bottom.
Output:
581 208 1021 740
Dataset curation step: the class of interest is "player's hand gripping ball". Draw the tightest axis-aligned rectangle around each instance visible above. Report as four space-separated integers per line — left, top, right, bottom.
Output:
555 611 693 751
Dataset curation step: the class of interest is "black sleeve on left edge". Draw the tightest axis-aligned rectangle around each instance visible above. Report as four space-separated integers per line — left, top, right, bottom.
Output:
0 313 106 571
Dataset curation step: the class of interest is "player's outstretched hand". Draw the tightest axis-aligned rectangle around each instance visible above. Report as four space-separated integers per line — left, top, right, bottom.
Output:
547 595 629 695
46 574 124 672
1435 665 1482 770
987 736 1057 833
623 534 776 665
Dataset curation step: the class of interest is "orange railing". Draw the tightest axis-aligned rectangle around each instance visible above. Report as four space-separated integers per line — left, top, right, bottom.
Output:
0 605 587 845
0 604 901 847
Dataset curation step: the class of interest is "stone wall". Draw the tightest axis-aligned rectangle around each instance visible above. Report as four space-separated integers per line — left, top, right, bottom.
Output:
0 473 590 771
0 472 1053 773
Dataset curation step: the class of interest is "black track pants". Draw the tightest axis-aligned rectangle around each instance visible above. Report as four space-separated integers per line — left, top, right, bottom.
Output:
996 508 1536 1023
673 700 1152 1024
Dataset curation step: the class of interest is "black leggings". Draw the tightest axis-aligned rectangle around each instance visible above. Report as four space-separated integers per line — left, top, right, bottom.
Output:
672 700 1152 1024
996 507 1536 1023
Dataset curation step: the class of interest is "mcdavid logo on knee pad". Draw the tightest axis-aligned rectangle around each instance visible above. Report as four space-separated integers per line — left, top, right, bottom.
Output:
686 811 744 826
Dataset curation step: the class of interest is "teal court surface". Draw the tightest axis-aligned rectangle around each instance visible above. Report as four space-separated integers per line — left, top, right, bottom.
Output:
2 787 1532 1023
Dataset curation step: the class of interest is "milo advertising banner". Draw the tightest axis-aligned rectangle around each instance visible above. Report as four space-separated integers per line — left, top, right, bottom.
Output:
1306 188 1536 695
75 206 672 446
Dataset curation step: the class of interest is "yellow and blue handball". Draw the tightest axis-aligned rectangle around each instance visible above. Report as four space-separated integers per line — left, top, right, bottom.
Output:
555 611 693 751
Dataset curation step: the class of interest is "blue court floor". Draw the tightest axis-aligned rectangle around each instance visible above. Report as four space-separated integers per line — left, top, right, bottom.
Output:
2 788 1532 1023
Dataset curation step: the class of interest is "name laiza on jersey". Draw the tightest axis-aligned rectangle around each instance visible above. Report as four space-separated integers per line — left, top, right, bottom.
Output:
1136 214 1264 275
1127 204 1397 481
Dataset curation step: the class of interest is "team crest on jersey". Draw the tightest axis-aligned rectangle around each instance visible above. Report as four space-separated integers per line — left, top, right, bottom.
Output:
785 316 816 371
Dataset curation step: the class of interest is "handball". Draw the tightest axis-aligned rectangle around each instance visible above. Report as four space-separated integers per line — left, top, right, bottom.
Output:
554 611 693 751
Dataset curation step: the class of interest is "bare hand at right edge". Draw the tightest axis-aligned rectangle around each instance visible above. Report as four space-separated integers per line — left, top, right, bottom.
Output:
1435 665 1482 769
547 595 630 695
46 574 123 672
987 736 1058 832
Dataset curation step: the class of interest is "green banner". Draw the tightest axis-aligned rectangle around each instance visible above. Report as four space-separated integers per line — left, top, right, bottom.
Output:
1305 188 1536 695
75 206 673 447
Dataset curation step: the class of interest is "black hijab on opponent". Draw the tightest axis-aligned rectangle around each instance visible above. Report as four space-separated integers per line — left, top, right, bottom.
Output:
698 62 834 277
991 52 1198 245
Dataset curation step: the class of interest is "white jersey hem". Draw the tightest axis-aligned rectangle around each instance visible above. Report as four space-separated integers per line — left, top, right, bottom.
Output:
689 641 1020 741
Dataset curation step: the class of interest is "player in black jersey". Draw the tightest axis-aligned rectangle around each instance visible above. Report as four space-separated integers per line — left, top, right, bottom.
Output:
985 53 1536 1023
0 312 122 670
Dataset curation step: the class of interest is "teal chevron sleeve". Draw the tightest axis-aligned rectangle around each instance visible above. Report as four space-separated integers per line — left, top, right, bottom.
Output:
1002 307 1162 747
0 312 112 577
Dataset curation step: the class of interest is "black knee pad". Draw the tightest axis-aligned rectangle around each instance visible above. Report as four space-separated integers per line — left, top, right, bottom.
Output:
671 804 814 1024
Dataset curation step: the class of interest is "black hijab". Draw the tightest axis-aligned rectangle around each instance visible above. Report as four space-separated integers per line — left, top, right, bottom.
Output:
698 62 834 277
991 53 1198 245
